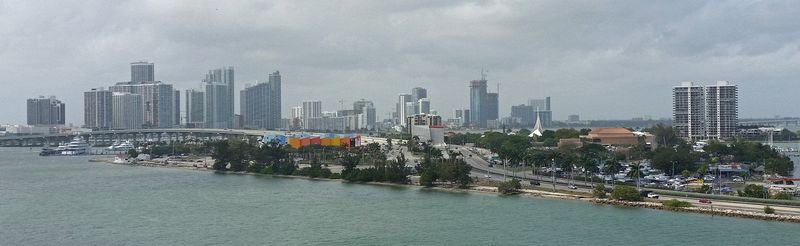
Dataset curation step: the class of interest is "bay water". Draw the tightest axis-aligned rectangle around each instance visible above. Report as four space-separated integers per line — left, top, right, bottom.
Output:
1 147 798 245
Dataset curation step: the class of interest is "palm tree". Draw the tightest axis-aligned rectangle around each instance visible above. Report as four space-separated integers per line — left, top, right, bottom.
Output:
627 162 642 191
603 159 621 186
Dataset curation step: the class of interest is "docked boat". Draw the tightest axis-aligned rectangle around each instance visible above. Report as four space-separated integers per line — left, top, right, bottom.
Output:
108 141 135 151
39 147 59 156
61 137 91 156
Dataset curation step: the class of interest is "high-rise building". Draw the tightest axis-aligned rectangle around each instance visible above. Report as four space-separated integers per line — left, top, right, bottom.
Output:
487 92 499 122
469 79 488 128
185 89 205 128
411 87 428 102
130 61 154 83
301 100 322 129
528 96 553 128
27 96 65 126
673 81 738 140
200 67 235 129
204 83 231 129
705 81 738 139
240 71 282 129
267 71 281 128
510 104 535 126
405 102 417 121
454 109 470 127
418 98 431 114
112 92 143 129
291 106 303 129
528 97 551 111
173 90 181 127
83 88 113 129
397 93 412 126
353 99 376 130
110 81 175 128
673 82 706 140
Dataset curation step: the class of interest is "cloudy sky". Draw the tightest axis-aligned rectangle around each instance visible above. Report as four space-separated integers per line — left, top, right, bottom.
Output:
1 0 799 125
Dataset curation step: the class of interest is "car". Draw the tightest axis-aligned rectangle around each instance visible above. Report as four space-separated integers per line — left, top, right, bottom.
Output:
488 164 494 168
529 181 540 186
699 199 712 204
732 177 744 182
483 174 491 179
567 184 578 189
646 193 659 199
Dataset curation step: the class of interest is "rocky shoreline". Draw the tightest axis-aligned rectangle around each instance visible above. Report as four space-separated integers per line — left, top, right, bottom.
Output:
590 199 800 223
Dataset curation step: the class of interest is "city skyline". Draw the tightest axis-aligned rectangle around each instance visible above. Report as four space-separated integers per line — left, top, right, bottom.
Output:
2 1 800 125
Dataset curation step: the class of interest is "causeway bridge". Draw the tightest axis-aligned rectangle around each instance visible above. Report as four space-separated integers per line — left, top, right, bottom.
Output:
0 128 386 147
0 128 286 147
739 118 800 127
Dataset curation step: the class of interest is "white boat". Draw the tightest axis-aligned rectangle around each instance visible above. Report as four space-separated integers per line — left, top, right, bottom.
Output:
108 141 134 151
56 143 68 151
61 137 91 156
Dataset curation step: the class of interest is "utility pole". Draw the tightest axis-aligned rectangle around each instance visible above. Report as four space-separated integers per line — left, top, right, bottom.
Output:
552 158 556 192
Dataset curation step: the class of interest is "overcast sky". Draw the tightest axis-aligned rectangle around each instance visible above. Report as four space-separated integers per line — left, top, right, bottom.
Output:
1 0 799 125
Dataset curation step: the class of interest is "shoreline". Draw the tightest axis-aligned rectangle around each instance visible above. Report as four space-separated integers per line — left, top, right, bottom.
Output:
92 157 800 224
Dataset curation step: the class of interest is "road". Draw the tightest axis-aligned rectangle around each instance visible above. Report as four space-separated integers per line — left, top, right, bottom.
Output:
452 145 800 216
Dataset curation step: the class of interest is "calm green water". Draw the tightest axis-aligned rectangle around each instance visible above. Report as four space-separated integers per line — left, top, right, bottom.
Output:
1 147 798 245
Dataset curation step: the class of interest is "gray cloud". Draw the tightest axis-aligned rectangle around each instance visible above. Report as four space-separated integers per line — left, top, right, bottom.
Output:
1 0 799 125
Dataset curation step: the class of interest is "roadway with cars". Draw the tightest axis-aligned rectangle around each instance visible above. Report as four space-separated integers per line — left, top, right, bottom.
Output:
452 145 800 216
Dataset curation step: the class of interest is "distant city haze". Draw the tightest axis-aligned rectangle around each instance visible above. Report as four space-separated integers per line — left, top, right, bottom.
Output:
1 1 799 125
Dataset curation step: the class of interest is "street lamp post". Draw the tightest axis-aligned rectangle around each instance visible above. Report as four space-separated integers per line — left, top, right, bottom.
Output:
551 158 556 192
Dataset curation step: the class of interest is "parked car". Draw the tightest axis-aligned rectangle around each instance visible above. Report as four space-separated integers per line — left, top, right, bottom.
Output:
529 181 540 186
647 193 659 199
568 184 578 189
699 199 712 204
732 177 744 182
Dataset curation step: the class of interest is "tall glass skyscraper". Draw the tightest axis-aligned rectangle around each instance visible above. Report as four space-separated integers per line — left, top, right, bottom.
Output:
469 79 487 128
199 67 235 129
130 61 154 83
240 71 282 129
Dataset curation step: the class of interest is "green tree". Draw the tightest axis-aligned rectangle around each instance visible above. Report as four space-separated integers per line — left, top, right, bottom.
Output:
643 124 682 147
211 141 231 170
737 184 768 199
127 149 139 158
593 184 607 198
764 157 793 176
611 186 641 201
498 179 522 195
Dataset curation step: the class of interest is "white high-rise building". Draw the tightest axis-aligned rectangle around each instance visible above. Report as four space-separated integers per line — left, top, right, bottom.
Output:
112 92 144 129
705 81 738 139
302 100 322 129
84 88 113 129
109 81 174 128
397 93 412 126
672 81 738 140
673 82 706 140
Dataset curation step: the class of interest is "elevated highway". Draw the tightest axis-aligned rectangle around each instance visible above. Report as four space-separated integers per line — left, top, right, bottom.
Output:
0 128 382 147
